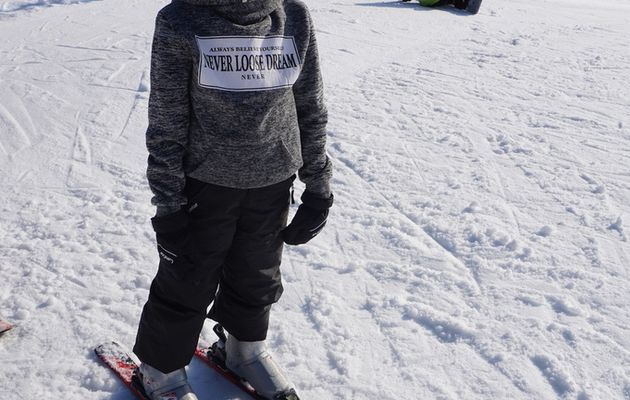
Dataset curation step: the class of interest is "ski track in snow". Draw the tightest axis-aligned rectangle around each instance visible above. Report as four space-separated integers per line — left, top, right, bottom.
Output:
1 0 630 399
0 0 100 14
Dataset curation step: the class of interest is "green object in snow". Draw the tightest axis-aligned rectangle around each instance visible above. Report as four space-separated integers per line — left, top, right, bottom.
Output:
418 0 441 6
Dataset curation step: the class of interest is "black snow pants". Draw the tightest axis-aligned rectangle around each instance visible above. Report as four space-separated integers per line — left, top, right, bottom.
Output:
133 175 294 373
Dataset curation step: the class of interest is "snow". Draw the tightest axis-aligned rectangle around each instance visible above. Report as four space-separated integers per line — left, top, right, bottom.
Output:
0 0 99 12
1 0 630 399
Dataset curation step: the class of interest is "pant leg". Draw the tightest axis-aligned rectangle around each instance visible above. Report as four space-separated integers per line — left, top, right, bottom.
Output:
133 179 243 373
209 176 294 341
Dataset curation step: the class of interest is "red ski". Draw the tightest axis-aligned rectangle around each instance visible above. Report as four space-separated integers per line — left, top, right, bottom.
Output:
94 342 149 400
95 338 261 400
95 326 295 400
0 320 13 335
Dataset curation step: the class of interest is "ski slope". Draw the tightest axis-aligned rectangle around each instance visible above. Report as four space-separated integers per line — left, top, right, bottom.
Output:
1 0 629 399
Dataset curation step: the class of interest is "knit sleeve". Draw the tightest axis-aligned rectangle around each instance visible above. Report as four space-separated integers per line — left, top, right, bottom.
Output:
292 11 332 197
145 11 192 209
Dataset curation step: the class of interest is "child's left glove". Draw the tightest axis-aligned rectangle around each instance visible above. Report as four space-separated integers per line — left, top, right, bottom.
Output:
282 191 334 246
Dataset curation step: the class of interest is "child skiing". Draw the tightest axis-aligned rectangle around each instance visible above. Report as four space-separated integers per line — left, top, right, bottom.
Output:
132 0 333 399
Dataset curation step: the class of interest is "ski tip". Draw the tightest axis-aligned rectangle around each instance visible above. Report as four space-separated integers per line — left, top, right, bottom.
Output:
94 341 121 352
94 341 136 362
0 321 13 335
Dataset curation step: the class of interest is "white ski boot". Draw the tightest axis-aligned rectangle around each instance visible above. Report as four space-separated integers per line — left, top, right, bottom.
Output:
226 335 299 400
138 362 198 400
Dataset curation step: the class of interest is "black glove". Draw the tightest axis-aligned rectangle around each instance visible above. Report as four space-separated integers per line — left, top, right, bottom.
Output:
151 209 195 277
282 191 334 246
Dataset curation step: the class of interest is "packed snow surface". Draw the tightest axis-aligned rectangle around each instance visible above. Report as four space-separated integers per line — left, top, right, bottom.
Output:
0 0 98 13
1 0 630 399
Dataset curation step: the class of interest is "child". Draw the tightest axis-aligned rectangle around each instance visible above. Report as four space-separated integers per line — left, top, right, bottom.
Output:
132 0 333 399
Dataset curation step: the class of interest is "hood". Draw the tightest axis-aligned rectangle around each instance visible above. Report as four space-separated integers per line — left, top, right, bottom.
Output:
179 0 283 25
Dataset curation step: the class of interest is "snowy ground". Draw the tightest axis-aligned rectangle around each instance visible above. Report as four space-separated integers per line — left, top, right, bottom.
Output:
1 0 630 399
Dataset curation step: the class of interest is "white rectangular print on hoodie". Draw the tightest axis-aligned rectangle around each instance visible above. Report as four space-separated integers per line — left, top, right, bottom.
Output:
196 35 302 92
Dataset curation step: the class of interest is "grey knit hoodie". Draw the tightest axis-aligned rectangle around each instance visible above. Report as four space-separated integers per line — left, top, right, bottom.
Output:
146 0 332 212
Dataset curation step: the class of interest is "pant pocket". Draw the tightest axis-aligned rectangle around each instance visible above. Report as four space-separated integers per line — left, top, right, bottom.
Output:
156 231 197 281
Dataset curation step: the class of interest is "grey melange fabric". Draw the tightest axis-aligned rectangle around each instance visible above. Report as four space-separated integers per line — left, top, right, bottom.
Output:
146 0 332 214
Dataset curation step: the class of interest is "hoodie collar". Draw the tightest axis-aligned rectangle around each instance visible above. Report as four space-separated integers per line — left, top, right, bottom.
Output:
179 0 282 25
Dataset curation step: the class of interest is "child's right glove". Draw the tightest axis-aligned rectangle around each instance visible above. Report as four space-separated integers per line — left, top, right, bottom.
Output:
282 191 334 245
